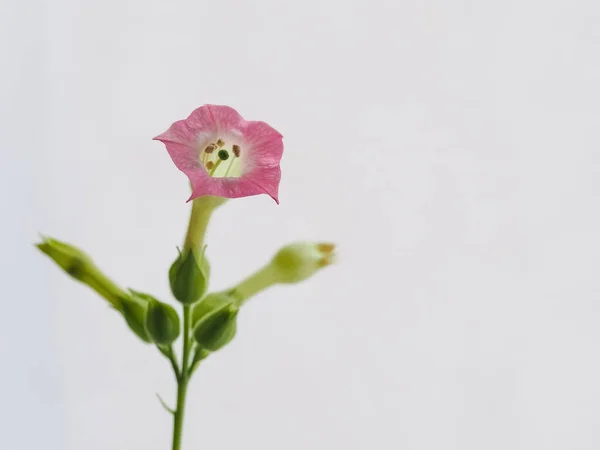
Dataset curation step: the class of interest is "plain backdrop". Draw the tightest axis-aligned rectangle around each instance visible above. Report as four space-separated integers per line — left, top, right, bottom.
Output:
2 0 600 449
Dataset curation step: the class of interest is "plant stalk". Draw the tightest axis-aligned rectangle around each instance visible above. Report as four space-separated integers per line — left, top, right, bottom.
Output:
172 305 192 450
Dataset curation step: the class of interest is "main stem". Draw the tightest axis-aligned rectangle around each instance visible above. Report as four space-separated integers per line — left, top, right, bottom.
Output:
172 195 224 449
172 305 192 450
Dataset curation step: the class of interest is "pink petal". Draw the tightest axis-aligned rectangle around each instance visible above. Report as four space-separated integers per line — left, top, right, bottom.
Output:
159 141 200 172
206 105 245 133
153 119 196 146
243 121 283 146
239 165 282 203
247 136 284 169
188 166 281 204
154 105 217 147
186 168 219 202
186 105 218 134
241 121 284 169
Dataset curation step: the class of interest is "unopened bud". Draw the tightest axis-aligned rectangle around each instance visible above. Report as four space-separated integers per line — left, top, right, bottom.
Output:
229 242 336 302
271 242 336 284
169 248 210 305
144 296 180 345
36 236 126 308
192 302 238 351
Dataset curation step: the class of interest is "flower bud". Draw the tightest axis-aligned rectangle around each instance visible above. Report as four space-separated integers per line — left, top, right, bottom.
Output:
270 242 336 284
230 242 336 302
144 296 181 345
192 302 239 351
169 248 210 305
191 292 237 329
119 292 151 343
36 236 127 308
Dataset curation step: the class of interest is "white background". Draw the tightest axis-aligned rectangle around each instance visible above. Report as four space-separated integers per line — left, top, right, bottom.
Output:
2 0 600 449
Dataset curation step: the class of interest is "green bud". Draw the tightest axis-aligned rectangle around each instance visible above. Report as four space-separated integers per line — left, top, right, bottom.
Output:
191 292 237 329
119 293 151 343
144 297 180 345
36 237 90 279
36 236 127 308
169 248 209 305
192 302 239 351
230 242 336 302
271 242 336 284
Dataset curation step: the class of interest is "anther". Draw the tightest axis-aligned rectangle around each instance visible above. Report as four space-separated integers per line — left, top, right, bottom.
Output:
317 257 331 268
216 139 225 147
218 149 230 161
232 145 241 157
317 243 335 254
206 161 215 170
204 144 216 153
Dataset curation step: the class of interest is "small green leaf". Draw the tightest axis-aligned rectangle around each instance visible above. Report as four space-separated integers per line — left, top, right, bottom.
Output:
156 393 175 415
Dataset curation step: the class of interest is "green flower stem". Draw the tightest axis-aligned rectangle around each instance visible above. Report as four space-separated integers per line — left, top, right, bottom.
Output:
183 196 226 252
85 274 127 309
172 305 192 450
187 347 206 378
230 264 277 303
172 195 226 449
163 345 180 378
172 379 188 450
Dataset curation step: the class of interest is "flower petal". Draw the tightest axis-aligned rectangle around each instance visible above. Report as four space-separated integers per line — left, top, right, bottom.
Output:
243 121 283 146
188 166 281 204
206 105 245 133
154 105 216 146
241 121 283 169
239 165 282 203
187 105 218 134
248 137 284 169
153 120 195 146
159 141 200 172
186 169 219 202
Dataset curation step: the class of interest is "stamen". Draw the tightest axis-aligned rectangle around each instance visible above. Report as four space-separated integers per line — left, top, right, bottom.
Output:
223 159 236 177
209 159 222 176
317 256 332 267
317 243 335 254
202 144 241 178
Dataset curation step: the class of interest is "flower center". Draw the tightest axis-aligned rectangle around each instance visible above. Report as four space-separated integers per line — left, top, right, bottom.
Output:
200 138 243 178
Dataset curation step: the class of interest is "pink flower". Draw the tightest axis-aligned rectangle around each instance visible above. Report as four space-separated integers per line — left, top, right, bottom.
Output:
154 105 284 203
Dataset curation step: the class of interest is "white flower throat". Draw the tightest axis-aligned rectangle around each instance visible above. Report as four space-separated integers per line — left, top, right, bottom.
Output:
200 138 244 178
